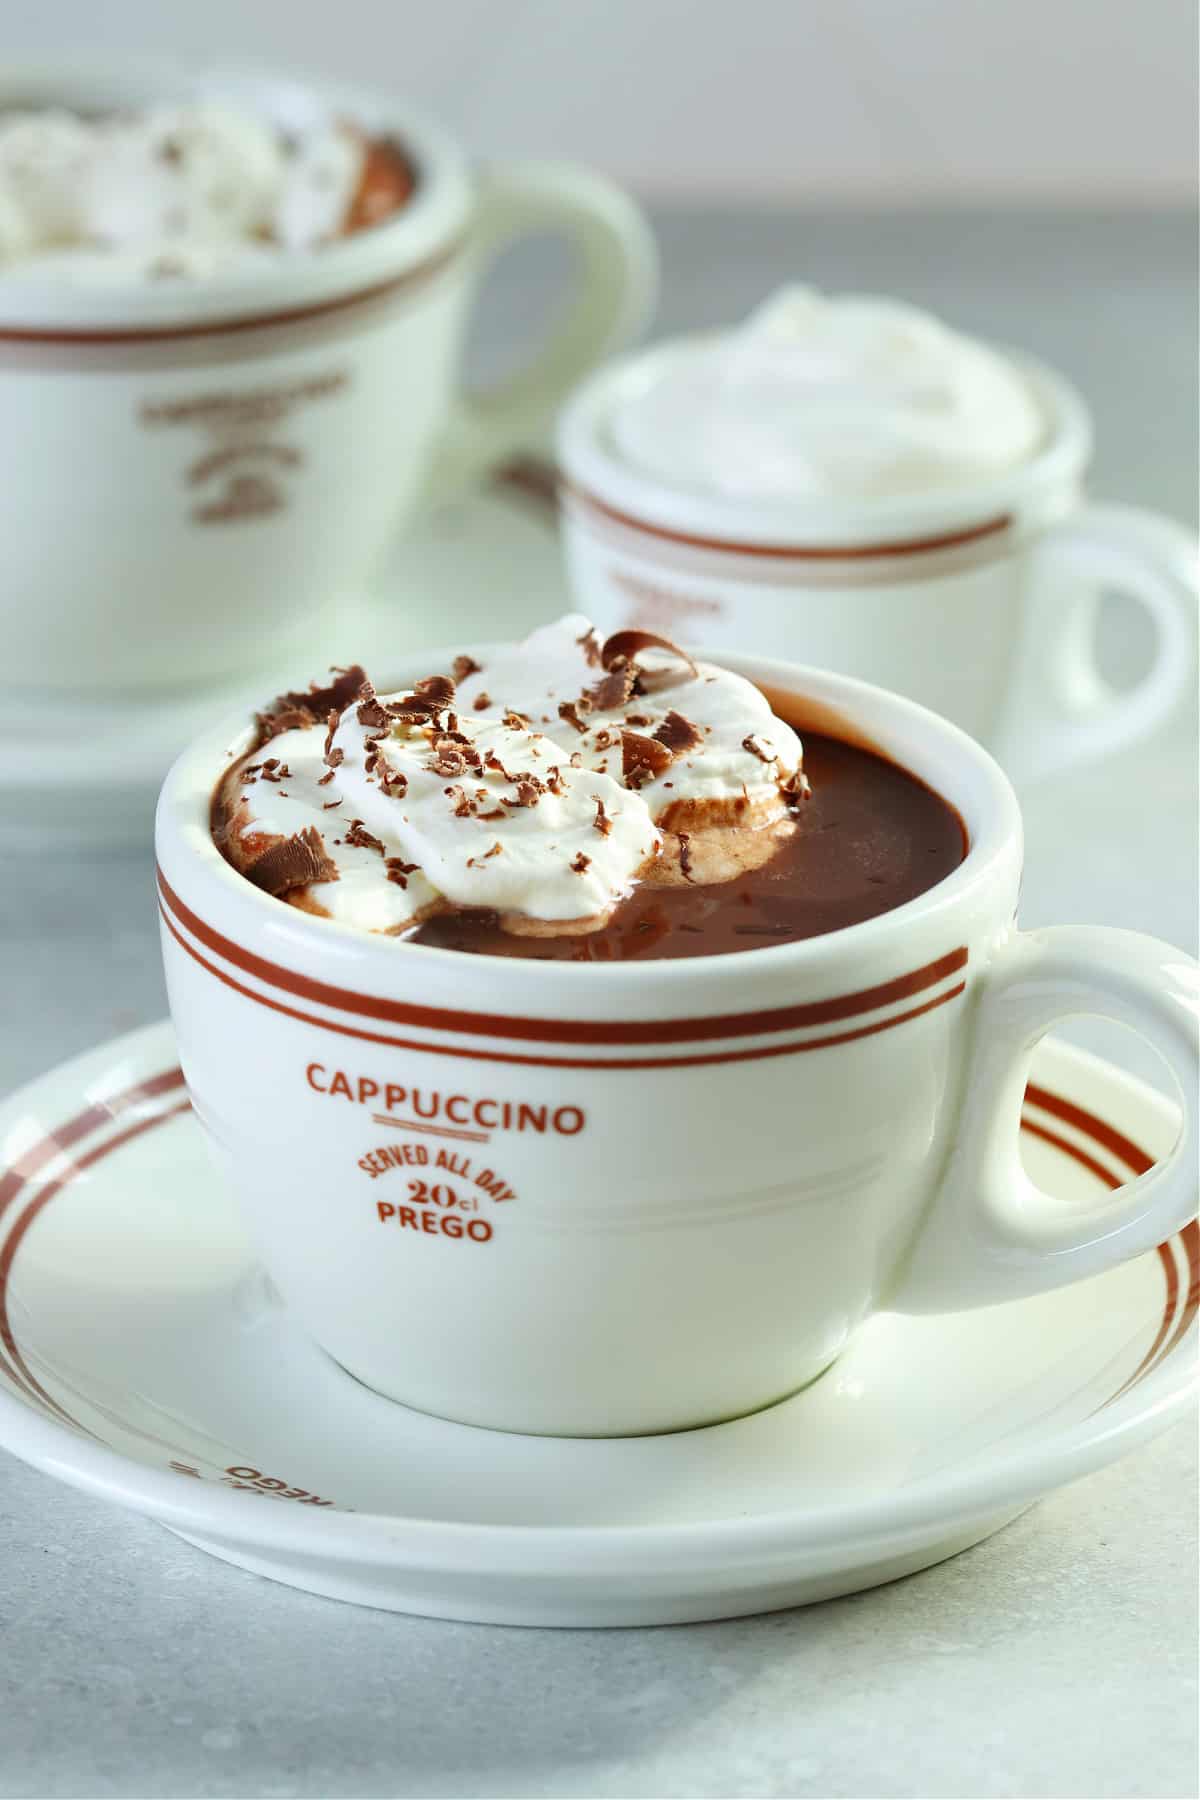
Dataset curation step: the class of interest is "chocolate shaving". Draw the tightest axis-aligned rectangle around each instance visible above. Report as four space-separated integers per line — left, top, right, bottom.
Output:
414 673 456 709
445 785 474 818
344 819 386 855
432 731 481 775
244 827 338 896
655 710 703 754
429 744 468 778
473 691 492 711
260 761 290 783
484 749 516 782
742 733 778 764
621 730 674 788
558 700 588 734
254 664 367 745
677 833 695 882
507 778 543 808
356 683 393 729
577 626 603 667
385 857 420 889
317 768 337 787
624 713 652 727
545 765 566 796
452 655 482 683
384 694 438 722
587 662 638 712
570 852 592 874
322 799 343 809
600 629 698 692
503 708 530 729
361 671 460 730
593 797 613 836
780 766 812 803
466 841 503 867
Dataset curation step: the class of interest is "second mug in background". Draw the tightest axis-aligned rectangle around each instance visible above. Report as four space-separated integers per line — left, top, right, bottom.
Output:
559 303 1198 787
1 57 656 695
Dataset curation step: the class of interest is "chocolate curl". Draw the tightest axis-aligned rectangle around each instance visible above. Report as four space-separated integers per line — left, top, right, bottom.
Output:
557 700 588 734
780 765 812 804
587 662 638 712
344 819 386 855
577 627 603 667
621 729 674 788
244 827 339 896
256 663 368 745
413 674 456 709
654 710 704 754
599 629 699 691
742 733 779 764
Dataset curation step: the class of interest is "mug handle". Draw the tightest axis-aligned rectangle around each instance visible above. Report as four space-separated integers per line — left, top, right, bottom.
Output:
994 505 1198 787
427 159 657 497
896 925 1198 1311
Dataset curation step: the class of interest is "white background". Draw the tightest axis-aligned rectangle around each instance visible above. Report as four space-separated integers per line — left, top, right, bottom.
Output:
7 0 1197 202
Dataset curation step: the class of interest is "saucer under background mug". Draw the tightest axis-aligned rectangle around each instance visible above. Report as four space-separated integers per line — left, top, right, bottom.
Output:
0 56 655 695
155 649 1198 1437
559 343 1198 788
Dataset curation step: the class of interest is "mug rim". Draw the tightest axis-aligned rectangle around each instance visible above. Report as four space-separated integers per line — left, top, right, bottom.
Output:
0 53 474 332
155 644 1023 1012
557 338 1094 548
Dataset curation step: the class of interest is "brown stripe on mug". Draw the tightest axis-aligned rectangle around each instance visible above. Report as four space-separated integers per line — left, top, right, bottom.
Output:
564 480 1013 563
160 895 967 1071
157 867 967 1050
0 238 464 349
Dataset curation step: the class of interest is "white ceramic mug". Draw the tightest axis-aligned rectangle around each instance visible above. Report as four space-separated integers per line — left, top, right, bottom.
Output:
558 343 1198 787
156 647 1198 1437
0 58 656 694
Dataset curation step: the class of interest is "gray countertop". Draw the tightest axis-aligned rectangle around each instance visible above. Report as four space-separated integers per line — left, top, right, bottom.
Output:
2 206 1197 1800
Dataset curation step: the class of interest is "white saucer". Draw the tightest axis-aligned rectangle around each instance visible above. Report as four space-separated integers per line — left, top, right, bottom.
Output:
0 465 561 852
0 1024 1193 1626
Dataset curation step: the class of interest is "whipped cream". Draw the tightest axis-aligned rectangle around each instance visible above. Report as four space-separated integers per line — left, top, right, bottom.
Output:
215 615 806 936
0 101 375 280
608 286 1045 501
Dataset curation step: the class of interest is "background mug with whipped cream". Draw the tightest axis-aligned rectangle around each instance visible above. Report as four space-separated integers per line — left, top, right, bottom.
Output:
559 289 1198 786
0 57 656 694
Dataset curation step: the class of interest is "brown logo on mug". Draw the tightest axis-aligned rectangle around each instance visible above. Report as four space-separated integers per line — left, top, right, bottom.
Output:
139 367 350 527
612 566 726 633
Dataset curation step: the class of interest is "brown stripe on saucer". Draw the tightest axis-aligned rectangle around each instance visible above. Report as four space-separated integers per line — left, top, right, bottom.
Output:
0 1068 1186 1450
1024 1083 1157 1177
0 1100 190 1433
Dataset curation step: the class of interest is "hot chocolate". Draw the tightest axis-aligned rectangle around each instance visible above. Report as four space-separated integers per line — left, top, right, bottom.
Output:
213 616 966 958
0 100 414 280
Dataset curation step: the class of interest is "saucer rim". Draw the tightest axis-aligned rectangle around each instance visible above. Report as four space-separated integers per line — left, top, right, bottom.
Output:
0 1024 1193 1579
